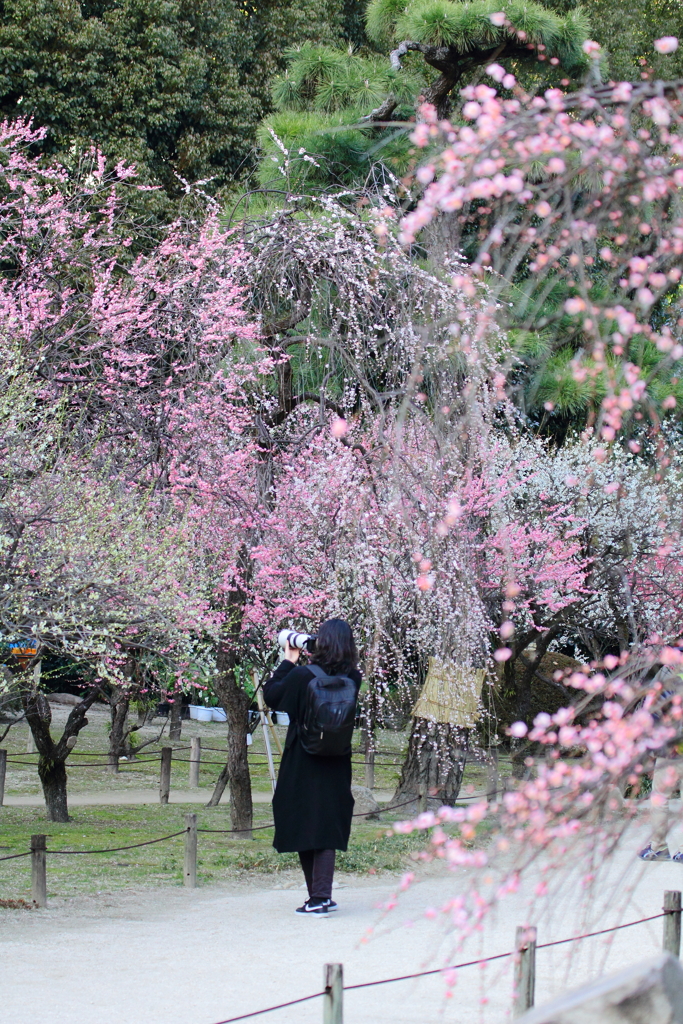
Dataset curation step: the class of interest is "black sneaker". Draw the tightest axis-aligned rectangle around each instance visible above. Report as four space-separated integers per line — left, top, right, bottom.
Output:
295 898 328 915
322 899 338 912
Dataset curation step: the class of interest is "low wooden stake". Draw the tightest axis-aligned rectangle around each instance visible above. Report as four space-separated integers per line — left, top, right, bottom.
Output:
418 787 428 813
159 746 172 805
664 890 682 958
31 834 47 908
513 925 536 1017
486 746 499 803
184 813 197 888
0 748 6 806
365 749 375 790
189 737 201 788
323 963 343 1024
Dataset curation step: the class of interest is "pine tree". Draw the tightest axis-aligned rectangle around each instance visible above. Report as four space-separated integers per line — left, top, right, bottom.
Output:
0 0 355 201
257 0 590 192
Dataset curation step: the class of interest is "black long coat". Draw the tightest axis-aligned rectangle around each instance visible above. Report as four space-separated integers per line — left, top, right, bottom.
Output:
264 660 361 853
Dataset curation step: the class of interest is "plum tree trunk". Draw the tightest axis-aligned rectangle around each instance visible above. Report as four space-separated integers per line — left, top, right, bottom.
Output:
207 761 230 807
392 718 468 811
108 689 130 772
209 682 252 836
39 757 69 822
208 551 253 833
21 673 101 823
226 691 253 834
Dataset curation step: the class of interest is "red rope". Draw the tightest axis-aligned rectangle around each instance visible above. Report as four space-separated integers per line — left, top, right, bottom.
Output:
203 910 672 1022
47 829 189 855
208 991 325 1023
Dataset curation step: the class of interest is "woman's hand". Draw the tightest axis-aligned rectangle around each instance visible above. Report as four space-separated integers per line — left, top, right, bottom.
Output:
284 640 301 664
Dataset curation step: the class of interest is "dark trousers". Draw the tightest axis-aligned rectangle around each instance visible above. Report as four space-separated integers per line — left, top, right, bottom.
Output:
298 849 336 900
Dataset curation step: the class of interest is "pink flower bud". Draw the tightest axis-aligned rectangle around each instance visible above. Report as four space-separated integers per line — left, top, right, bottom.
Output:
655 36 678 54
564 297 586 315
486 63 506 82
582 40 601 57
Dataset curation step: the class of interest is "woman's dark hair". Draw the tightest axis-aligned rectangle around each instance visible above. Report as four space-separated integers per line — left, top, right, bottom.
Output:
311 618 358 675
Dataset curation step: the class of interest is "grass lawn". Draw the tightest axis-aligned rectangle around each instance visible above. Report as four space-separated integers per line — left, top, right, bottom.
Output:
0 802 442 903
2 710 501 797
0 708 501 904
1 708 412 795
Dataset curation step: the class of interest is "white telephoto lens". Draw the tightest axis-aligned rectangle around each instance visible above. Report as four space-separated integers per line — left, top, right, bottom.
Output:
278 629 290 650
278 629 311 650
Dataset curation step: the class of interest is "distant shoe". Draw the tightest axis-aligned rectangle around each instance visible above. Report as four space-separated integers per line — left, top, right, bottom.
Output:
322 899 338 911
296 898 329 915
638 844 671 860
672 851 683 862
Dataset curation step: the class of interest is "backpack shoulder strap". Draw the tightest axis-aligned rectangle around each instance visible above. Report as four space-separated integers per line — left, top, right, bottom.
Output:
307 664 356 687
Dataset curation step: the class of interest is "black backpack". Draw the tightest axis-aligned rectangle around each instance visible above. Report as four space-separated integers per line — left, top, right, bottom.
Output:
298 664 357 757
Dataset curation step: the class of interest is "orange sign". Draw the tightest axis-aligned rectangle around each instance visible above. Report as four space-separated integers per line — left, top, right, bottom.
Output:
10 646 38 669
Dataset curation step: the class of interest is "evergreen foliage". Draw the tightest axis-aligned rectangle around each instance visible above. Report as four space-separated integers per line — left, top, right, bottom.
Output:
257 0 589 194
580 0 683 81
0 0 354 201
376 0 588 72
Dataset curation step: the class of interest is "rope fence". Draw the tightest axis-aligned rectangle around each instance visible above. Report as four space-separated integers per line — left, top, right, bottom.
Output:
207 903 679 1024
47 829 190 855
1 836 676 1024
1 733 678 1024
0 850 32 863
0 791 421 904
0 739 406 812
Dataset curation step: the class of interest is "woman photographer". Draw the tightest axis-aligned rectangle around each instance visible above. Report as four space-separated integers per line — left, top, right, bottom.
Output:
264 618 361 915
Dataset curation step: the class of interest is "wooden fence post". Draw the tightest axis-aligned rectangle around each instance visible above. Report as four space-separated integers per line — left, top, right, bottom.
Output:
184 813 197 888
0 748 6 806
513 925 536 1017
323 963 343 1024
486 746 499 804
365 749 375 790
189 737 201 788
418 787 428 813
31 834 47 908
26 731 34 754
159 746 172 805
664 890 682 958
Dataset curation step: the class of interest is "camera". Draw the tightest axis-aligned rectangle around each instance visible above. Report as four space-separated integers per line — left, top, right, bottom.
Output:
278 629 317 653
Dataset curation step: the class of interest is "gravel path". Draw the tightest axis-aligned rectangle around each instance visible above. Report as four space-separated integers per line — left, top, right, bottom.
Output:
1 817 680 1024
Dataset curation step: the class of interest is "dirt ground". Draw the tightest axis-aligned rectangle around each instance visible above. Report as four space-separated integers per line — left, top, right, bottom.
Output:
0 816 678 1024
1 708 675 1022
